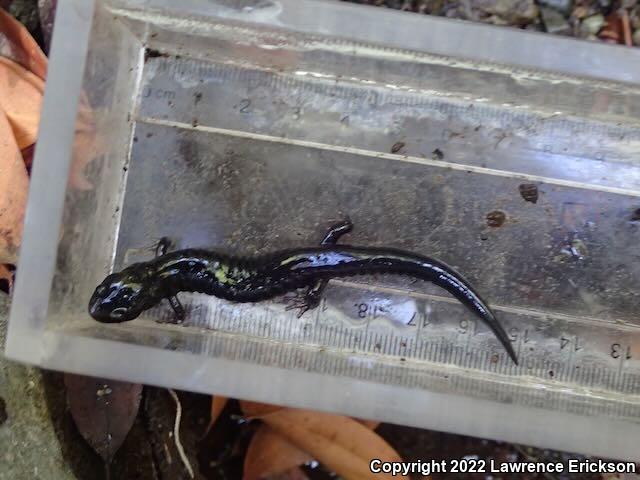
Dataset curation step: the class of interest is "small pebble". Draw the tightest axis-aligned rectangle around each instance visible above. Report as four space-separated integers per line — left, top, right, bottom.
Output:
538 0 573 15
391 141 405 153
541 6 572 34
486 210 506 228
572 5 590 19
581 14 605 35
518 183 539 203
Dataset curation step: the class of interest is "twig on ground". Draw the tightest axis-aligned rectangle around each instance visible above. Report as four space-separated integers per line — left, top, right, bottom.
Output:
168 389 195 479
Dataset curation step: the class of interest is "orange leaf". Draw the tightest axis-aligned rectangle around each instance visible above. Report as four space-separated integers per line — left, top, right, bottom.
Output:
69 124 105 191
67 85 110 191
0 8 101 191
241 401 380 430
21 143 34 170
205 395 228 434
0 108 28 264
358 419 380 430
240 403 379 479
263 423 387 480
0 57 44 150
240 400 284 417
243 424 312 480
0 264 12 291
0 7 47 80
256 409 405 480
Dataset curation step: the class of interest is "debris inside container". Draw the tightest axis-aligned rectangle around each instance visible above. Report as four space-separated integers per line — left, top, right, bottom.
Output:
518 183 539 204
486 210 507 227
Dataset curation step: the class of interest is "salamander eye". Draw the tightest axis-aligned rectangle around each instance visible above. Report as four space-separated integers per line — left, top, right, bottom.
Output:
110 307 128 319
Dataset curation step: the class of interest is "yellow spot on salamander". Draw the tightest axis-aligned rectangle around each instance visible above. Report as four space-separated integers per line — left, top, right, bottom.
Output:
214 264 237 285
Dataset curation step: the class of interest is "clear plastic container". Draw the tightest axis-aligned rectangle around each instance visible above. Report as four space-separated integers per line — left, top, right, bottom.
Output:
5 0 640 460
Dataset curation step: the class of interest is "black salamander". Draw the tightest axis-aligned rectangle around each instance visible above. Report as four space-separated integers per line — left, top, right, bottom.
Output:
89 220 517 364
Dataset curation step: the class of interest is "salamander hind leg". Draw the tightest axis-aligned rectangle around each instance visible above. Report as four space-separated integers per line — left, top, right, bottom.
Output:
286 218 353 318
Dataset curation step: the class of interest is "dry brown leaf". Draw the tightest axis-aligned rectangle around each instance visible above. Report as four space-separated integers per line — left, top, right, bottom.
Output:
0 8 103 191
260 421 388 480
76 92 98 132
0 56 44 149
358 419 380 430
243 424 312 480
0 109 28 264
240 400 380 431
0 7 47 80
69 123 105 191
0 264 12 291
257 409 405 480
205 395 228 434
0 8 103 268
20 143 34 171
271 410 401 466
64 374 142 463
240 400 284 417
241 403 381 480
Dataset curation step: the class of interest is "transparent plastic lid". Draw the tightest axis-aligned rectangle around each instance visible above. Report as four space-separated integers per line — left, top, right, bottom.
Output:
5 0 640 460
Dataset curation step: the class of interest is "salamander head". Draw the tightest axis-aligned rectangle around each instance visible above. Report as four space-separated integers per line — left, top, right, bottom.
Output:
88 266 157 323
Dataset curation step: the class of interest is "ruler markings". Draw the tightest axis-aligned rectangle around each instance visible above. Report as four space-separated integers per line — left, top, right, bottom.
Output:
158 295 640 397
139 57 640 197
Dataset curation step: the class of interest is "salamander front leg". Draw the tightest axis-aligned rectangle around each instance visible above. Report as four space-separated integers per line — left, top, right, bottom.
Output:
286 218 353 317
154 237 172 257
167 296 185 322
155 237 185 322
319 218 353 245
